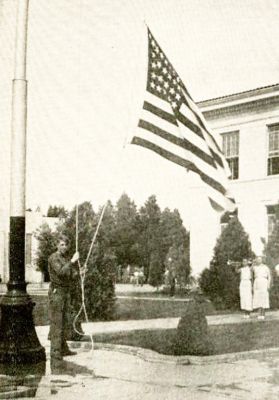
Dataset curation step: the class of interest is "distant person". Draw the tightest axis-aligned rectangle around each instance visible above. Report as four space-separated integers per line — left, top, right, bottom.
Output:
252 256 271 320
117 264 123 283
164 268 170 286
48 235 81 369
126 264 131 283
236 258 253 318
133 267 139 286
167 258 176 297
138 266 145 286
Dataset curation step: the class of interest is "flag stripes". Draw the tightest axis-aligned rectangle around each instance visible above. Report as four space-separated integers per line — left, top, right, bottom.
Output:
132 134 227 195
138 118 217 168
132 28 235 212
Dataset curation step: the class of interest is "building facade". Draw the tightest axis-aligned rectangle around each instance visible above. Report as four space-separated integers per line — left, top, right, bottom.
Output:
0 210 58 284
190 84 279 276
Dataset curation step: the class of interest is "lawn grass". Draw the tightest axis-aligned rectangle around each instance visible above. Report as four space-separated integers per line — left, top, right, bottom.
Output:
114 297 217 320
7 294 279 356
29 295 218 325
93 319 279 356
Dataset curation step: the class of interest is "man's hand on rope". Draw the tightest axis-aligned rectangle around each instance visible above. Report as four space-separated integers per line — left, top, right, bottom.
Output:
71 251 80 264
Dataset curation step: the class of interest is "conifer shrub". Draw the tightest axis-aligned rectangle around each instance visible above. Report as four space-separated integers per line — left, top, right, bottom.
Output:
174 295 212 356
199 217 254 310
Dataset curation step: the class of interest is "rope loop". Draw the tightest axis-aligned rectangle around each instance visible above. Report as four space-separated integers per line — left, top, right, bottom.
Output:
72 201 108 354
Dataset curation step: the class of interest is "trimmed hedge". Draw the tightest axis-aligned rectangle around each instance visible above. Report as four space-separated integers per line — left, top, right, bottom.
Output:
174 296 212 355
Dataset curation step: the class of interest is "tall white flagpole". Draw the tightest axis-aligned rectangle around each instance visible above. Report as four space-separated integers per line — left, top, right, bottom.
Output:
0 0 46 366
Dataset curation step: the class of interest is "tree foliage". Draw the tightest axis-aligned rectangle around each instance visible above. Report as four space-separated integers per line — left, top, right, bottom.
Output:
166 243 190 287
137 195 162 280
61 201 117 321
35 223 58 281
47 205 68 218
199 217 254 309
36 194 191 319
264 204 279 267
174 297 212 355
263 204 279 309
114 193 140 267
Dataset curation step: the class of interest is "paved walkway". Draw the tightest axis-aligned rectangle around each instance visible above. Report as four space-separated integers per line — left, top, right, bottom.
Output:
4 318 279 400
2 285 279 399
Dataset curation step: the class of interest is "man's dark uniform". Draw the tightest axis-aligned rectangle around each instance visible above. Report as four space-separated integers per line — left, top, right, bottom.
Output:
48 251 74 362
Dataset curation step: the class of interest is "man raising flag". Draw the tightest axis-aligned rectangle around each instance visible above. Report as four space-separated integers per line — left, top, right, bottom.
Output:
132 28 235 212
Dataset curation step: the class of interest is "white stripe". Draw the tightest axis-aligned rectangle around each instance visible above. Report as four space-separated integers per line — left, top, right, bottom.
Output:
145 90 173 114
176 111 215 156
137 124 227 191
141 109 181 139
181 92 224 152
180 99 231 177
202 129 232 177
141 108 229 186
143 100 213 156
136 125 233 211
137 125 194 163
180 102 222 157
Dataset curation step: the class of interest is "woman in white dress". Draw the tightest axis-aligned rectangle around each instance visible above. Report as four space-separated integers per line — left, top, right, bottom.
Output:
252 256 271 320
237 259 253 318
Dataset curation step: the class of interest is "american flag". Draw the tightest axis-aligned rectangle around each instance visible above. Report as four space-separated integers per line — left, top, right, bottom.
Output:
132 29 235 212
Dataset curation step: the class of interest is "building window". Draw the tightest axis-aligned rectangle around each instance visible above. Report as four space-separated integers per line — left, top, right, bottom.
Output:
266 205 278 238
268 124 279 175
222 131 239 180
25 233 32 265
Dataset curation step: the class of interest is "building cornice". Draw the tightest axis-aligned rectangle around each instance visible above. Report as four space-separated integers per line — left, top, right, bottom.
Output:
197 84 279 119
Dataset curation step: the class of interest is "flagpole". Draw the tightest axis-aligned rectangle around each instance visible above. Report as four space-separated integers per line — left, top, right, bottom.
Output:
0 0 46 365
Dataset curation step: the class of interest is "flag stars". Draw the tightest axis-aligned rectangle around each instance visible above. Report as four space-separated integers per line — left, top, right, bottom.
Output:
156 61 162 68
156 85 162 93
150 81 156 89
158 76 163 82
162 67 168 75
171 101 177 109
164 81 169 89
151 62 157 69
175 93 181 100
169 87 175 94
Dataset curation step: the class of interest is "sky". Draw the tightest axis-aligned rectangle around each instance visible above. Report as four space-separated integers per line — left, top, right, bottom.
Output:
0 0 279 225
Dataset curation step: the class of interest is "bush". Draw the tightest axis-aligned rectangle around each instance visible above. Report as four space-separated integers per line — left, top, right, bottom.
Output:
148 252 164 288
62 202 117 323
174 296 212 355
199 217 254 310
35 223 58 281
36 202 116 325
270 271 279 309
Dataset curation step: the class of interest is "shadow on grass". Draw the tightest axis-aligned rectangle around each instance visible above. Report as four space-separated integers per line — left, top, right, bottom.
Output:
93 319 279 356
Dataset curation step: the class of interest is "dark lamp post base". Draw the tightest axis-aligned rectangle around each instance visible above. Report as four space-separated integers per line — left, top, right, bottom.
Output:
0 292 46 364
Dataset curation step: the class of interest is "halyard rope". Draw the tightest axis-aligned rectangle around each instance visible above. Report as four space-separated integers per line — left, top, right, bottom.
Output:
72 202 108 355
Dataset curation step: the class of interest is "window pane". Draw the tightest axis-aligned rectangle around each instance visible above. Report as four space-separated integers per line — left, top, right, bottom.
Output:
222 131 239 157
268 125 279 155
222 131 239 179
268 157 279 175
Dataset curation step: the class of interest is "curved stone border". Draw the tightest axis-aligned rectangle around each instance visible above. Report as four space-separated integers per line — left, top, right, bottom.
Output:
70 340 279 365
